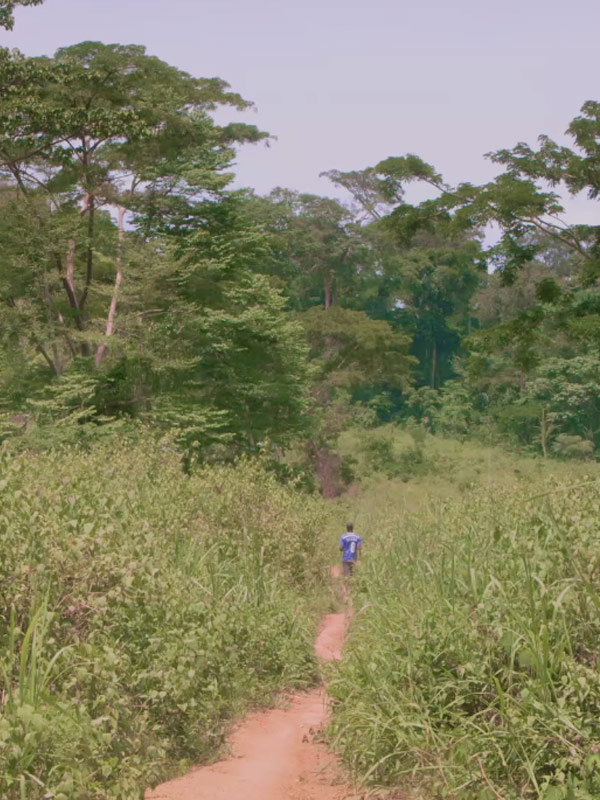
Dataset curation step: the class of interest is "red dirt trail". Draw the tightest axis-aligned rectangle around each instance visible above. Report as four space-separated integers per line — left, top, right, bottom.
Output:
145 612 359 800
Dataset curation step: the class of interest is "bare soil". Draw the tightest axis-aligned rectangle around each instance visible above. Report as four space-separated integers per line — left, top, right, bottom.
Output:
146 612 359 800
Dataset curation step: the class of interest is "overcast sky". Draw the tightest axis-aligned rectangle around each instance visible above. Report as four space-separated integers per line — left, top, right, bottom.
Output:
3 0 598 222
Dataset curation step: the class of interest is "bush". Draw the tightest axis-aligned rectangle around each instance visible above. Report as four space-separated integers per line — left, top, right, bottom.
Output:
360 425 428 481
362 436 401 478
551 434 595 461
0 438 332 799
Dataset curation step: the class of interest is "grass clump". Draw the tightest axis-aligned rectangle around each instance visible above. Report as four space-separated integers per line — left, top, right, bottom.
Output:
329 475 600 799
0 438 333 799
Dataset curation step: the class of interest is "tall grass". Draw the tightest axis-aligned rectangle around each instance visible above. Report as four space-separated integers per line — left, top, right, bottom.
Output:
0 438 335 799
329 475 600 800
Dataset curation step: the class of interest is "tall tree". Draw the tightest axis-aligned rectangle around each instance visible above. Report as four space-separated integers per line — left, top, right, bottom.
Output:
141 199 313 456
299 305 414 494
255 189 368 310
0 42 266 375
359 105 600 285
324 160 485 388
0 43 314 457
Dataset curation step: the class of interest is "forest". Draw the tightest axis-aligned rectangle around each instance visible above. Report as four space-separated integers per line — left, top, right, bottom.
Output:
1 6 600 485
3 2 600 799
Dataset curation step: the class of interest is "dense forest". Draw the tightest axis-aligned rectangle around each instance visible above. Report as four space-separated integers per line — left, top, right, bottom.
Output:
1 2 599 489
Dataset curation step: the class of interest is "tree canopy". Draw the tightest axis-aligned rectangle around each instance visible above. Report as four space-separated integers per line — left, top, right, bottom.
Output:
1 7 599 469
0 0 43 30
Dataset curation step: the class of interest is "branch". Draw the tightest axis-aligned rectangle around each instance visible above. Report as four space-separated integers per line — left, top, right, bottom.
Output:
79 192 95 310
6 296 60 374
54 246 85 332
0 133 76 171
95 206 125 366
57 311 77 358
35 342 59 374
525 216 589 260
6 162 86 332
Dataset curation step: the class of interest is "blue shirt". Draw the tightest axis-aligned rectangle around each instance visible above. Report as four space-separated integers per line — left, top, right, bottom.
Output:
340 533 362 562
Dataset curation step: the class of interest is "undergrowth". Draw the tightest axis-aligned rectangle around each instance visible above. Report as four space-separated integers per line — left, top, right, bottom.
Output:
330 475 600 799
0 437 334 799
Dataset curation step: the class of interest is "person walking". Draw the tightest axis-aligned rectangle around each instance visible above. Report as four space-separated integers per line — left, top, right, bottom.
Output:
340 522 362 578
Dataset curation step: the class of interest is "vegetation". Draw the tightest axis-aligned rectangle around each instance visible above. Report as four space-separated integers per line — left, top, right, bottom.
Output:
3 4 600 799
1 20 599 471
0 438 333 799
0 0 43 30
330 465 600 800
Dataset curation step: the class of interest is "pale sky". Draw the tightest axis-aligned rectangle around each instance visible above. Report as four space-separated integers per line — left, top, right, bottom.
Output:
3 0 599 222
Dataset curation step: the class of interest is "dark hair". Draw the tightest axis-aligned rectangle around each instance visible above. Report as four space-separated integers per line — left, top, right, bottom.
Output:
346 522 354 532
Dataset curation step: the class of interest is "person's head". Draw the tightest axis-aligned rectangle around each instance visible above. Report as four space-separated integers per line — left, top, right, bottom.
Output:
346 522 354 532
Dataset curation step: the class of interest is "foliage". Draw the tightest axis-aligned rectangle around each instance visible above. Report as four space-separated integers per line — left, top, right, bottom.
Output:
0 43 260 365
300 305 414 394
256 189 367 310
0 44 311 458
0 0 42 29
551 434 595 460
330 476 600 799
336 424 428 481
323 166 485 390
0 439 333 799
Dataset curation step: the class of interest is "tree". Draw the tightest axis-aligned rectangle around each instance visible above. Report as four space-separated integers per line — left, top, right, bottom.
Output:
0 0 42 30
357 104 600 285
0 42 265 378
321 166 397 222
484 101 600 281
143 207 313 456
0 43 315 458
298 305 414 493
252 189 369 310
300 305 414 396
525 355 600 453
386 239 484 388
324 161 485 389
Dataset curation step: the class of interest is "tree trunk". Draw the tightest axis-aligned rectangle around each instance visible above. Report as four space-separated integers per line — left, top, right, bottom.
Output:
95 206 125 367
51 342 62 375
66 239 76 298
430 340 438 389
540 407 556 458
40 276 63 374
541 408 548 458
55 251 84 332
35 342 60 375
324 274 332 310
79 193 95 310
65 239 92 355
313 444 343 498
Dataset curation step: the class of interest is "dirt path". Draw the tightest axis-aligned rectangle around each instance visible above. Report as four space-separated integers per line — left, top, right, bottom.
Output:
146 612 358 800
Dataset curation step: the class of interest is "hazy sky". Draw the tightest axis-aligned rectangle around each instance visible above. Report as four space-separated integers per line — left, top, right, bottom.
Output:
3 0 598 221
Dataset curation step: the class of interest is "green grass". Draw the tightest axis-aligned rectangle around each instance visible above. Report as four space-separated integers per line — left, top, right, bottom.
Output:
0 438 336 799
329 462 600 799
337 424 600 514
5 423 596 800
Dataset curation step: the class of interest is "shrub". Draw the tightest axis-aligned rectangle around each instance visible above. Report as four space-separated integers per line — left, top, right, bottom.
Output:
551 434 595 461
0 438 332 799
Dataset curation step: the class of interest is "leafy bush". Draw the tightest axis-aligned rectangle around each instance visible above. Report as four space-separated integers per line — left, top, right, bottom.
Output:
329 478 600 799
362 437 401 478
337 424 430 483
0 438 332 799
551 434 595 461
